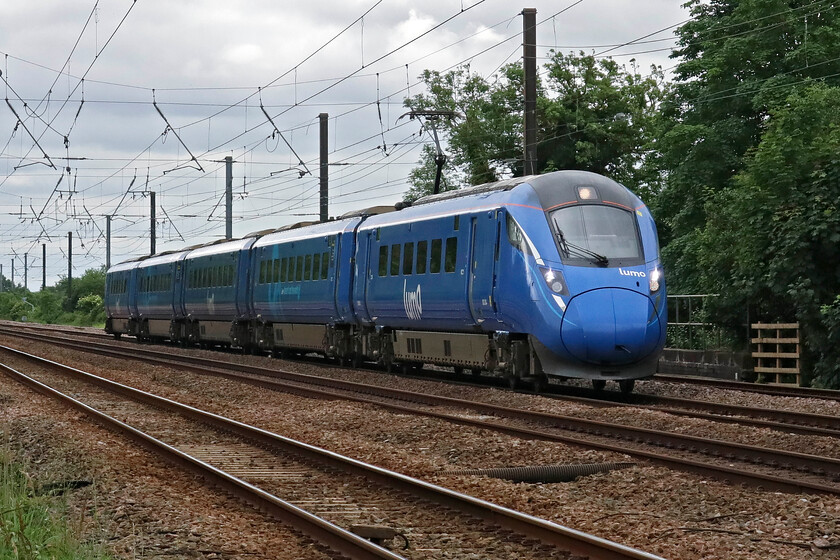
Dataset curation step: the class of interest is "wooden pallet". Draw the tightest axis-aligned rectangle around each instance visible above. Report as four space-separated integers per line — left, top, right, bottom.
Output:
751 323 800 385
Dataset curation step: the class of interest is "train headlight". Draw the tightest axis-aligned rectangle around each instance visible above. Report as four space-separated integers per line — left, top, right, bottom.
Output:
649 268 662 292
540 267 569 296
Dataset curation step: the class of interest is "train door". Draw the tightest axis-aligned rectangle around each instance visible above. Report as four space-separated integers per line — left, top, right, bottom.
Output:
351 229 374 324
468 210 500 326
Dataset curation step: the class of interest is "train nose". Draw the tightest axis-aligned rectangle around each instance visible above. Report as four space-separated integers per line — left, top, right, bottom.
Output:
561 288 661 365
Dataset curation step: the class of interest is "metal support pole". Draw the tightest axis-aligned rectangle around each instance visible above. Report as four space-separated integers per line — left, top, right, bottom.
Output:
67 232 72 299
42 244 46 291
23 253 27 291
150 191 156 256
1 264 3 292
106 215 111 270
319 113 329 222
225 156 233 239
11 259 14 288
522 8 538 176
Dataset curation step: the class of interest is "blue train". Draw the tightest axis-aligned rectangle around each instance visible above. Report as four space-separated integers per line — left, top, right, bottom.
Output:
105 170 666 393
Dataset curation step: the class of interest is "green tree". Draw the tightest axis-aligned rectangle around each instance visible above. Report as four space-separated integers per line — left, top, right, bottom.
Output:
698 84 840 386
53 267 105 310
403 52 666 200
655 0 840 292
539 53 667 202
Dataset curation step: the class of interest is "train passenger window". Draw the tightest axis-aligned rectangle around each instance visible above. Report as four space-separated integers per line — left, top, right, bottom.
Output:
445 237 457 273
390 244 401 276
378 246 388 277
259 261 267 284
296 256 304 281
403 242 414 275
313 254 321 280
430 239 442 273
288 257 296 282
304 255 312 281
416 241 427 274
279 258 286 282
454 216 460 231
272 259 279 283
506 214 529 254
321 252 329 279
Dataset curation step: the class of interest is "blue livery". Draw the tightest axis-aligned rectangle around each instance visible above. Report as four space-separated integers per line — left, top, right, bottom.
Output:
105 170 666 392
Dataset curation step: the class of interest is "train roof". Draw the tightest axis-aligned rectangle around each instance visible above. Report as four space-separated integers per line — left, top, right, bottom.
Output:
411 174 540 206
186 237 254 259
252 216 362 247
135 250 189 269
412 170 638 211
106 259 139 274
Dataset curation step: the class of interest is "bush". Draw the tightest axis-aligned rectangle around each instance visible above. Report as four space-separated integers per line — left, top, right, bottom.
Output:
813 296 840 388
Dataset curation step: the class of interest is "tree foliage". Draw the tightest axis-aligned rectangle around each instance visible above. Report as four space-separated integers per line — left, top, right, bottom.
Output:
655 0 840 291
403 52 667 200
0 267 105 326
698 84 840 386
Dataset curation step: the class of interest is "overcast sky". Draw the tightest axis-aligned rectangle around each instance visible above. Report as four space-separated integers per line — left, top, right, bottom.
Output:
0 0 687 285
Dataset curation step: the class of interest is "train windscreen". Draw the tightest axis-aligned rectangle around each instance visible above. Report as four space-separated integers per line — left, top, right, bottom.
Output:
550 205 643 266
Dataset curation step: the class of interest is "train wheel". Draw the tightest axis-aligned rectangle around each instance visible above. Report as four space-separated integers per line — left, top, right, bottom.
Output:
113 333 122 340
619 379 635 394
471 368 482 376
453 366 464 375
592 379 606 391
532 374 548 394
508 374 520 390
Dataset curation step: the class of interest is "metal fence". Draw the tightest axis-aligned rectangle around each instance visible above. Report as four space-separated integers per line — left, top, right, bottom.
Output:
666 294 725 350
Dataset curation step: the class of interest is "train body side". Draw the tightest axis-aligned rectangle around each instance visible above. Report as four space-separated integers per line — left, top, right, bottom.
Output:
104 259 139 336
132 251 187 339
353 196 506 332
180 238 255 343
104 170 666 391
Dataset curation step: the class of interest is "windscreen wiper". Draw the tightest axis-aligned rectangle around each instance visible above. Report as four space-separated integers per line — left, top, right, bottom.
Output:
557 231 609 266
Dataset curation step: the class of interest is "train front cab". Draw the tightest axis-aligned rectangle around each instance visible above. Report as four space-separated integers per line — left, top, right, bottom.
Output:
521 172 667 392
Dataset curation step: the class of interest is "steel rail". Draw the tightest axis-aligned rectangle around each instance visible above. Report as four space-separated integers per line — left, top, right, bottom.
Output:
654 373 840 402
0 344 665 560
5 332 840 481
7 324 840 437
2 334 839 496
0 359 404 560
540 392 840 438
6 322 840 403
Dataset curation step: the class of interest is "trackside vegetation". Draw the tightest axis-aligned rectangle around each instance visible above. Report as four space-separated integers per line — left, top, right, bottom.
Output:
0 449 111 560
0 268 105 327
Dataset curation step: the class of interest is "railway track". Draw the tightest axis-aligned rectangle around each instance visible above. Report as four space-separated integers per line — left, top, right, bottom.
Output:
0 344 662 560
2 328 840 496
11 321 840 403
5 324 840 438
652 372 840 401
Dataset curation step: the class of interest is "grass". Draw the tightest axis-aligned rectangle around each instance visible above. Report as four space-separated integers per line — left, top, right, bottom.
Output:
0 449 112 560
